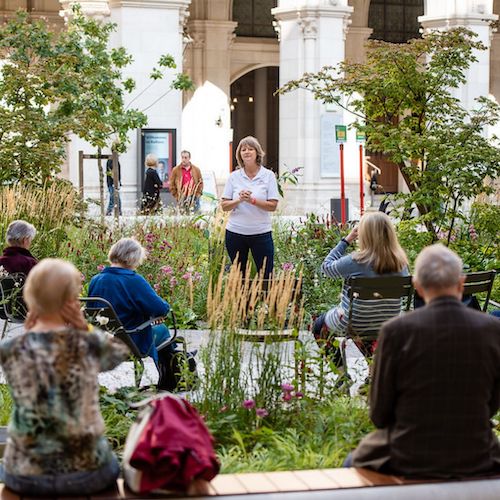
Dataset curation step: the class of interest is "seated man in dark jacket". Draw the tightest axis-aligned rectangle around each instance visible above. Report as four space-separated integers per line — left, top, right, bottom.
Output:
349 244 500 478
0 220 38 276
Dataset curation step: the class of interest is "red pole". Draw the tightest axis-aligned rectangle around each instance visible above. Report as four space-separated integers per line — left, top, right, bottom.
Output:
359 144 364 216
340 143 346 224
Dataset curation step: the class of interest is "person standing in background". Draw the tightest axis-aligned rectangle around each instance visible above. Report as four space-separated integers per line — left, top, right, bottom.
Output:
105 156 121 216
220 136 279 279
141 154 162 215
170 151 203 213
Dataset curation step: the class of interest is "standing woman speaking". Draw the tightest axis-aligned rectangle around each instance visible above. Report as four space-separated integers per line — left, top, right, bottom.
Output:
221 136 279 279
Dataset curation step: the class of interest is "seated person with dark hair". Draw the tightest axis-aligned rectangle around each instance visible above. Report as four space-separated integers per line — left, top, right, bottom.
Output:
0 220 38 276
347 244 500 478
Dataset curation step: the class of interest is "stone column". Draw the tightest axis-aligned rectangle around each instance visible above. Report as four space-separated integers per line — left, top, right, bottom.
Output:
182 18 237 182
419 0 497 111
272 0 353 213
59 0 110 20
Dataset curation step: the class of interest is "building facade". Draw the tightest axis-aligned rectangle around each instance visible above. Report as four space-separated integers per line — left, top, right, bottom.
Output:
1 0 499 215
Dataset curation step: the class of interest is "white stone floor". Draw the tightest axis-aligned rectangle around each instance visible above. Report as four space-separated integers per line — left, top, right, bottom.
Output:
0 321 368 395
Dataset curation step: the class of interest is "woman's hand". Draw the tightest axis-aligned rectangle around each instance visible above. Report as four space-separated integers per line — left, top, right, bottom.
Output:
61 299 89 331
239 189 252 202
24 311 38 330
345 226 359 244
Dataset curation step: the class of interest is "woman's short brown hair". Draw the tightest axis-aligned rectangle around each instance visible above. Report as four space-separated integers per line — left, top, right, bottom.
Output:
235 136 265 168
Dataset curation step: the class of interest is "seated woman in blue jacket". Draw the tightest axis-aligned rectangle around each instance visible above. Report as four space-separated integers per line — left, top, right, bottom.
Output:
89 237 173 365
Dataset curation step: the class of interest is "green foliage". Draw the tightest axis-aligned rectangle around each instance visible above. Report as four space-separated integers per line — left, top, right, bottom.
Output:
280 28 500 238
274 214 345 318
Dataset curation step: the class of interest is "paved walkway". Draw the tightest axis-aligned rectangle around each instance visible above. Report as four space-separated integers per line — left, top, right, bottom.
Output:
0 322 368 394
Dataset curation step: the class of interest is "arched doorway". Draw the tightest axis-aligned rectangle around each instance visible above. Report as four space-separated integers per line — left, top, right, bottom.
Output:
230 66 279 173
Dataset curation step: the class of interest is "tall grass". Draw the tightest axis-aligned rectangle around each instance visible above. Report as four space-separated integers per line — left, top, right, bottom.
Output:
0 181 82 258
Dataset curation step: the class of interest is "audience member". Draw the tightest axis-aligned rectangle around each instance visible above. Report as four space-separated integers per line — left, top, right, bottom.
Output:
0 258 128 496
313 212 408 363
0 220 38 276
88 238 174 367
348 244 500 478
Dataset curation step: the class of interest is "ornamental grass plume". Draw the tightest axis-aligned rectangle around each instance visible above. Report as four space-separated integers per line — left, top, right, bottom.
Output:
207 260 304 331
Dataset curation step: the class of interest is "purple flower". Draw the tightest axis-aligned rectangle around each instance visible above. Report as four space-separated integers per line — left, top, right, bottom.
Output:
256 408 269 418
281 262 294 272
295 391 304 399
170 277 178 287
282 392 292 402
469 225 478 241
182 272 192 280
80 273 86 282
242 399 255 409
160 265 173 275
97 264 105 272
281 383 294 393
193 272 202 282
153 283 160 291
145 233 155 242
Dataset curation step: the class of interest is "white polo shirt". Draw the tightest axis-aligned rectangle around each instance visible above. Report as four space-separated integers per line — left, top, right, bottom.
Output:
222 166 279 235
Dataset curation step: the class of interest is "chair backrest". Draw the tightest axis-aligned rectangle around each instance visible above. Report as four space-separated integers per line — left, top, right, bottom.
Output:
0 273 27 322
80 297 143 358
345 275 414 339
463 270 496 312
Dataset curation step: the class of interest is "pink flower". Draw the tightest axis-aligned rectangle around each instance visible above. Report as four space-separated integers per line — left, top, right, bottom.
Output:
182 272 192 280
145 233 155 242
160 265 173 275
219 405 228 413
281 383 294 393
281 262 294 272
153 283 160 291
80 273 86 282
242 399 255 409
170 277 178 287
295 391 304 399
193 272 202 282
469 225 478 241
97 264 105 272
256 408 269 418
282 392 292 402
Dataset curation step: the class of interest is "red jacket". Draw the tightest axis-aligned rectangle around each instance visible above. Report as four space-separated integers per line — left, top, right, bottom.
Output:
129 396 219 491
0 247 38 276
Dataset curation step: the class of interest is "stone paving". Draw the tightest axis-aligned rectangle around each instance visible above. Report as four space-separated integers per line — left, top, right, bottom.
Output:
0 321 368 395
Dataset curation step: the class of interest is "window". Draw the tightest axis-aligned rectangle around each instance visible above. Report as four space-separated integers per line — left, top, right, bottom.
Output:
233 0 278 38
369 0 424 43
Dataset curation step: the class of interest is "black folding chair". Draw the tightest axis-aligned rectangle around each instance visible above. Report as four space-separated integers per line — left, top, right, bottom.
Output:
462 270 496 312
341 275 414 366
0 273 27 339
80 296 180 387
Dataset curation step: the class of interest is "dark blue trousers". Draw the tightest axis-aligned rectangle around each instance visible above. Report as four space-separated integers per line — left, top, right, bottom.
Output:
225 230 274 279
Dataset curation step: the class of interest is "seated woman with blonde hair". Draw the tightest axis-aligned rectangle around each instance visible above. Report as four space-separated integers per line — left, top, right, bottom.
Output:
0 259 128 496
313 212 409 363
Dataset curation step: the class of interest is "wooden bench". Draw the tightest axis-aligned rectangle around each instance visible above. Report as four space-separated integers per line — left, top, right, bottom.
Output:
2 468 500 499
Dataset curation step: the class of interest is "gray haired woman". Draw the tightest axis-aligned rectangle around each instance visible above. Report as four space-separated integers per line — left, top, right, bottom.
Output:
0 220 38 276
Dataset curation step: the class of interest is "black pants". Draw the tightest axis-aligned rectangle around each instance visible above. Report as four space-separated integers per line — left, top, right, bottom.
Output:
225 230 274 279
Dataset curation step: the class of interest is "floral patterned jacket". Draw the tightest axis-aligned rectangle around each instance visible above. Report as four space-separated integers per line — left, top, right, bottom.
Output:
0 328 129 476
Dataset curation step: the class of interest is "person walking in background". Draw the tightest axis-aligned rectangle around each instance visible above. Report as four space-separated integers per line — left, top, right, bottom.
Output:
221 136 279 279
170 151 203 213
0 220 38 276
105 156 121 216
347 244 500 478
141 154 162 215
0 258 127 496
313 212 409 364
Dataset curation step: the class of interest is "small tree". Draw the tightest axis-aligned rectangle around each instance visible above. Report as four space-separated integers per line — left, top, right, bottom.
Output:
280 27 500 239
0 11 80 183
